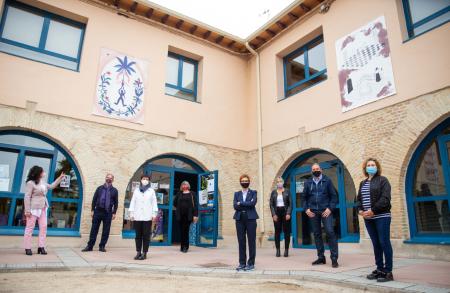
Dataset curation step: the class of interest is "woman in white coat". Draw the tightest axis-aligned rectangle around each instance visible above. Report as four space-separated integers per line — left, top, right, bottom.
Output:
128 174 158 260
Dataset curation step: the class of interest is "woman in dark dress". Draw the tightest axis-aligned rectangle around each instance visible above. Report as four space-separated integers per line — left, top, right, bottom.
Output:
173 181 198 253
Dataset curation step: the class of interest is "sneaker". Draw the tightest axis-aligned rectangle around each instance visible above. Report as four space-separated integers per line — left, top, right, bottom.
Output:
312 258 326 265
236 264 246 271
366 270 382 280
244 264 255 271
377 272 394 282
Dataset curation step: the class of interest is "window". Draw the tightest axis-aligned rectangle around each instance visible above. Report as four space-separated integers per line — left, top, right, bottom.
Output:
406 118 450 244
0 0 85 71
402 0 450 39
283 35 327 98
0 131 83 236
165 52 198 102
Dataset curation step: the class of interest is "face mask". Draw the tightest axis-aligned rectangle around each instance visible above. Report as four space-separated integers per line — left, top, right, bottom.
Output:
141 179 149 186
366 166 377 175
182 186 189 192
105 179 113 184
277 183 284 189
240 182 250 189
312 171 321 178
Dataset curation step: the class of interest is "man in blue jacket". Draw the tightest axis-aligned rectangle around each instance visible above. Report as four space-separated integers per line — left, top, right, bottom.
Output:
233 174 258 271
304 163 339 268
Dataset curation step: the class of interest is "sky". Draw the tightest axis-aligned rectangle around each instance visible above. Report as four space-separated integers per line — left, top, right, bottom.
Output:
147 0 296 39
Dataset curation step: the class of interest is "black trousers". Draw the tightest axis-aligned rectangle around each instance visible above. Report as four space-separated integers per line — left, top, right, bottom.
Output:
273 207 291 250
310 209 338 260
134 220 152 253
179 215 192 250
235 212 257 266
87 208 112 248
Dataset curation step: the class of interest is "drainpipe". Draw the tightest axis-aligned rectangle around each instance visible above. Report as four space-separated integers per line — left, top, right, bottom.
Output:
245 42 265 235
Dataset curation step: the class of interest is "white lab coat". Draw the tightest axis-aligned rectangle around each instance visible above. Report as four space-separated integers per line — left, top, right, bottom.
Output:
128 187 158 221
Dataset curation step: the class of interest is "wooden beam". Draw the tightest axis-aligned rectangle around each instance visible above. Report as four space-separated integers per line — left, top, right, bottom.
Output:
161 14 169 24
288 12 299 20
114 0 120 8
215 35 224 44
256 36 266 43
203 30 211 39
227 40 236 48
300 3 311 12
189 25 198 34
266 29 276 37
130 1 138 13
176 19 184 29
145 8 154 18
276 21 287 29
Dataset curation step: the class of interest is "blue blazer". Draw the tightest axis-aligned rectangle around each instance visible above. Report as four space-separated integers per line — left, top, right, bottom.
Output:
233 189 259 220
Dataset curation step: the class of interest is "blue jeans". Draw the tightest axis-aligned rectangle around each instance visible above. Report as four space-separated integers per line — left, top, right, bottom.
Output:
310 209 338 260
364 217 393 272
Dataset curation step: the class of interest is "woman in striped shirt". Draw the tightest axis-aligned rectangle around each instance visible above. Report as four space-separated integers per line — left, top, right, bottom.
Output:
357 158 393 283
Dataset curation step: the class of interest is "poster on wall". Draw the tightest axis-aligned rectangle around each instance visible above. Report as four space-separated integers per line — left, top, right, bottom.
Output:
93 48 149 124
336 15 396 112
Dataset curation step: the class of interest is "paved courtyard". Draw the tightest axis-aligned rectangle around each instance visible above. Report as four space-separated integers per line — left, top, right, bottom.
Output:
0 245 449 292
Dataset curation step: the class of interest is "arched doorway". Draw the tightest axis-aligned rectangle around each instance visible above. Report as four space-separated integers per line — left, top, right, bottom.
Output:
0 130 83 236
282 151 359 248
406 117 450 244
122 155 219 247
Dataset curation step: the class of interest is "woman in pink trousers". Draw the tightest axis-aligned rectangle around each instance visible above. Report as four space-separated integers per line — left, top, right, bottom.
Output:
23 165 65 255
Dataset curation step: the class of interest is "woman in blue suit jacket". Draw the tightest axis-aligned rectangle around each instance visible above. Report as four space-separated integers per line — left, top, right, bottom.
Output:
233 174 259 271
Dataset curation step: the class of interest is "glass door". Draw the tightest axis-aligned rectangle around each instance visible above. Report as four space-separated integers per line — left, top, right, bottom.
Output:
196 171 219 247
143 165 173 246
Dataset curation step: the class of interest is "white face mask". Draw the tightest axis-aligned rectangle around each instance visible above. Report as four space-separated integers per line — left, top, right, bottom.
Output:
141 179 149 186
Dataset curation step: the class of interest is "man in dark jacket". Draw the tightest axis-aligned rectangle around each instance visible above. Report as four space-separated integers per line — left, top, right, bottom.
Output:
304 163 339 268
82 173 118 252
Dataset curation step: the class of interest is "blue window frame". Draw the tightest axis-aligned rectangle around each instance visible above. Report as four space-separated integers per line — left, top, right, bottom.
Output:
165 52 199 102
282 35 327 99
0 130 83 237
402 0 450 39
405 118 450 245
0 0 86 71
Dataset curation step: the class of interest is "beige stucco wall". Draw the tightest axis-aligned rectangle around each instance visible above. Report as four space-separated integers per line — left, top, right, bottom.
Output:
255 0 450 146
0 0 256 151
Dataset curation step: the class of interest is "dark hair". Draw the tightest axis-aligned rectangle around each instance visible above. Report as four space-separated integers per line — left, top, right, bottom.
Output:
140 174 150 180
27 166 44 184
363 158 382 177
239 174 250 182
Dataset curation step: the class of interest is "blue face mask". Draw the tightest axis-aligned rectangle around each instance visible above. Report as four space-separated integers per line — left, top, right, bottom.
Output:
366 166 377 175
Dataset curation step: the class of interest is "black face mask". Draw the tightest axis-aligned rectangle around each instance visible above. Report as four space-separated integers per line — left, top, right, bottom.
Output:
105 179 113 184
240 182 250 189
312 171 321 178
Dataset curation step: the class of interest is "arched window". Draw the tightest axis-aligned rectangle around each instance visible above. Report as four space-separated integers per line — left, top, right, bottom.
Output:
282 151 359 248
406 118 450 244
0 130 83 236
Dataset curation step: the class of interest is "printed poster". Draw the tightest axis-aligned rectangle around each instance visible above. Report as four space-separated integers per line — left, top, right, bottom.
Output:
336 16 396 112
59 175 71 188
93 48 148 123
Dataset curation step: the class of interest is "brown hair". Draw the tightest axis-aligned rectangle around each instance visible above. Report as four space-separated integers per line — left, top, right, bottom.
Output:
239 174 250 182
140 174 150 180
362 158 382 177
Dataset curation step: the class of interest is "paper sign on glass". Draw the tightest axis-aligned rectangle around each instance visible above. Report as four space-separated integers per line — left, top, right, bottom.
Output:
207 178 215 193
150 182 159 190
0 178 9 192
60 175 71 188
199 189 208 205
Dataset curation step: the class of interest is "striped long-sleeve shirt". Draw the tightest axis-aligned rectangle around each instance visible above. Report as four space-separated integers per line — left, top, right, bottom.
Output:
361 181 391 219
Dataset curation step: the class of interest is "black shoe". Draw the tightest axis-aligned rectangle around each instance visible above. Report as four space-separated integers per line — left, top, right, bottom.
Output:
284 249 289 257
82 246 93 252
99 247 106 252
236 264 246 271
312 258 326 265
367 270 382 280
377 272 394 282
276 248 281 257
37 247 47 255
25 249 32 256
134 252 141 260
139 253 147 260
331 259 339 268
244 264 255 271
182 247 188 253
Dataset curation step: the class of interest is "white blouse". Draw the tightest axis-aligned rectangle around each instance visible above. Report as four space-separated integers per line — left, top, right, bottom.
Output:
276 193 285 207
128 187 158 221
